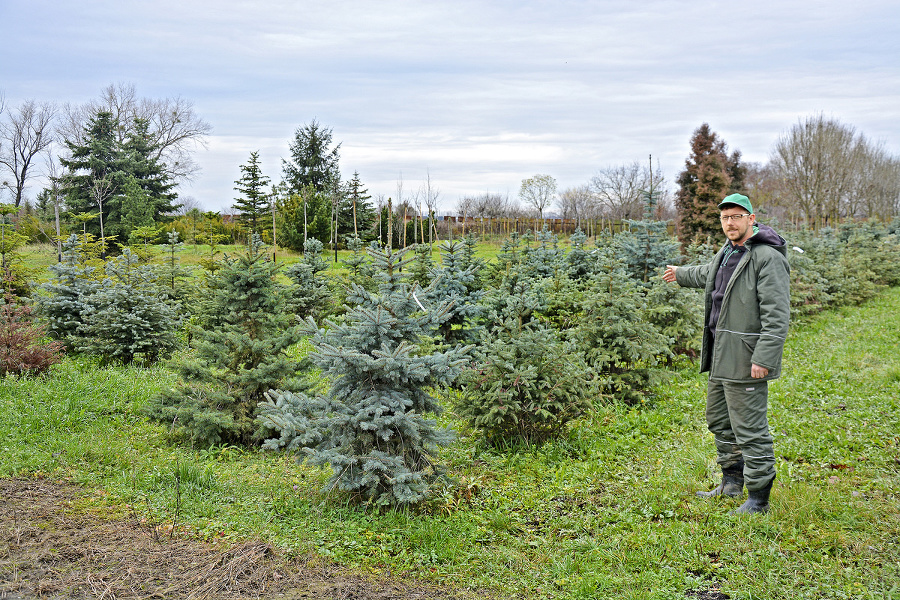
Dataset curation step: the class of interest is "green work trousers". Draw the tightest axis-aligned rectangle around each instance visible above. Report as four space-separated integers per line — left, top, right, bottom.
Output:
706 378 775 491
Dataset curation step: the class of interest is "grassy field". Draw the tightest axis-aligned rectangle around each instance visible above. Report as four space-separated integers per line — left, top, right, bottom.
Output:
19 237 510 284
2 249 899 599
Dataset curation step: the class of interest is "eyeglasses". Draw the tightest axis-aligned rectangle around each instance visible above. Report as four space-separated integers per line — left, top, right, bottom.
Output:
720 214 751 223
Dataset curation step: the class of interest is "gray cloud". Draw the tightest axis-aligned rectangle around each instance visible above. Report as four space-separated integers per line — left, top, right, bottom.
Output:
4 0 899 212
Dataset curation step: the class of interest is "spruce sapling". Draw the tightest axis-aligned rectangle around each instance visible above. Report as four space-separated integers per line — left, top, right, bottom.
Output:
427 239 484 344
286 237 333 322
148 235 307 446
260 244 470 507
75 247 180 365
36 235 100 350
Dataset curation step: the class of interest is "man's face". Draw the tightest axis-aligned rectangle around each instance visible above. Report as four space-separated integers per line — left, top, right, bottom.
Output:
720 206 756 244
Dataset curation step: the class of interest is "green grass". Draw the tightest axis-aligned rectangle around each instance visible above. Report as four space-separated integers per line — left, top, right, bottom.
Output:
19 235 542 283
2 286 899 598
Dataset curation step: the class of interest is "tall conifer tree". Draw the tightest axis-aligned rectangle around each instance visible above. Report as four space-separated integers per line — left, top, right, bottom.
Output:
282 120 341 195
233 151 271 234
674 124 746 244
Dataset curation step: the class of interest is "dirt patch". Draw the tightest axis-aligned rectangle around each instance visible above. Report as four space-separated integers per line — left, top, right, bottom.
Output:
0 478 475 599
685 587 730 599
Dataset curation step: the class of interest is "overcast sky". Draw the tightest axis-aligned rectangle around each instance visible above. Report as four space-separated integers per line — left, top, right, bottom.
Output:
3 0 899 214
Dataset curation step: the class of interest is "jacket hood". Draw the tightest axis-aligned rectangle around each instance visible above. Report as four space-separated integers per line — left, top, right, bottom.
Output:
748 223 787 256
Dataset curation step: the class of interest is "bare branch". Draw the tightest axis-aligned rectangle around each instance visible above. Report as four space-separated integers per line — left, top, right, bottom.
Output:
0 99 57 207
57 83 211 183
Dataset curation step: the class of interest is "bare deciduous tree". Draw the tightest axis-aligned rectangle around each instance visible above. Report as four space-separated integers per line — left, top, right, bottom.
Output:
456 192 511 219
421 170 440 245
0 100 56 207
767 115 900 224
854 142 900 219
58 83 211 182
556 185 595 228
590 161 665 220
519 174 556 222
172 195 203 216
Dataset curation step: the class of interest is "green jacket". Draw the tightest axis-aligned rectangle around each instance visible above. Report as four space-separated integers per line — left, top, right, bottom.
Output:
676 224 790 383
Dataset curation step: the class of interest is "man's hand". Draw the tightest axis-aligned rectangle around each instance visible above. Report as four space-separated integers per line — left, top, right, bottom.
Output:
751 364 769 378
663 265 678 283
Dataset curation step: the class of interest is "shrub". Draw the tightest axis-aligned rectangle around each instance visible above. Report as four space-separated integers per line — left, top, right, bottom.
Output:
0 280 64 377
456 320 595 447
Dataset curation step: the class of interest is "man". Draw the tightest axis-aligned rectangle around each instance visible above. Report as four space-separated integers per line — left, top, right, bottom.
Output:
663 193 790 514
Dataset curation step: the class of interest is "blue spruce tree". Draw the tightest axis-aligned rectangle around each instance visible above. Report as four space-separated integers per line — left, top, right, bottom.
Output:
260 245 470 507
75 247 180 365
613 189 681 283
567 249 672 404
427 239 484 344
36 235 100 350
565 228 595 280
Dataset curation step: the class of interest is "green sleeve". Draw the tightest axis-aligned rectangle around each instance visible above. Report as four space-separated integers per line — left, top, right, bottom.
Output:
751 252 791 370
674 262 711 289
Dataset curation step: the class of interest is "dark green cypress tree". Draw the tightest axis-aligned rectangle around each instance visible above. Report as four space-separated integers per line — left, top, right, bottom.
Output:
674 124 745 245
260 245 470 507
148 236 307 446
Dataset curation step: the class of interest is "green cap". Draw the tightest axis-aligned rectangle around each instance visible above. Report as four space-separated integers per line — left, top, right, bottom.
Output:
718 193 753 214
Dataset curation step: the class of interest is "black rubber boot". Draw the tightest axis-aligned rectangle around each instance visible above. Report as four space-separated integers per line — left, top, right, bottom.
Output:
696 460 744 498
732 475 775 514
